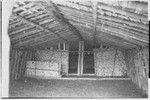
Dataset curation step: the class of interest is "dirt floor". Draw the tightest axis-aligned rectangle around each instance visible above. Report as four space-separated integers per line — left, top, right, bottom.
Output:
9 77 146 98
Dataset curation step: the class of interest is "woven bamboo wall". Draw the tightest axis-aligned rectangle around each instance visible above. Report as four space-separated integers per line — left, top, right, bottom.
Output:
35 50 69 75
126 47 149 96
94 47 127 77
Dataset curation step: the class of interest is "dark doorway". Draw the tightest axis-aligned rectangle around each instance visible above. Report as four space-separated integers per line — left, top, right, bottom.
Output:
83 52 95 74
68 52 78 74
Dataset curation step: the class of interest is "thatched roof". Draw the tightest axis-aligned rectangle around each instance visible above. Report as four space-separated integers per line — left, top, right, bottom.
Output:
8 0 149 50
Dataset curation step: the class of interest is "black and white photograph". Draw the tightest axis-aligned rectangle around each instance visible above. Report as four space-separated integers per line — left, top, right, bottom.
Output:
1 0 149 99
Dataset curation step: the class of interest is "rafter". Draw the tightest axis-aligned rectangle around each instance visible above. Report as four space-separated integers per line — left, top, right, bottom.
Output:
11 12 69 44
92 1 97 31
13 2 34 12
9 25 34 35
9 22 25 30
25 10 47 18
11 29 41 40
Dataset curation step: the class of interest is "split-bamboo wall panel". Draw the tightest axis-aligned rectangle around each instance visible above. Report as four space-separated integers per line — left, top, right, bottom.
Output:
94 47 127 77
125 47 149 96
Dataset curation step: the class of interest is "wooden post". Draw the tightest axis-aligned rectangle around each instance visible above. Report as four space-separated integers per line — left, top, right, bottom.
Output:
77 40 84 76
63 43 66 51
81 41 84 75
77 41 81 76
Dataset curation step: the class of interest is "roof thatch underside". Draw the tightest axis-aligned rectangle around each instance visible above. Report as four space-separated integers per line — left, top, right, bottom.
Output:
8 0 149 50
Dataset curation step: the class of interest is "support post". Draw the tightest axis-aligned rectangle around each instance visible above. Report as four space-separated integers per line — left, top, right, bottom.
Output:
63 43 66 51
77 40 84 76
81 41 84 75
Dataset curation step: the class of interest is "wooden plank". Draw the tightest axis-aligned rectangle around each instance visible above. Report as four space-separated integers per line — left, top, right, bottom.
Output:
54 0 147 22
96 25 148 44
97 2 148 22
9 25 34 35
36 1 83 41
9 21 25 29
14 51 21 80
11 29 42 40
61 7 148 33
9 49 17 80
12 31 57 46
11 50 18 80
12 27 71 47
21 51 28 77
19 6 41 16
96 18 148 35
29 13 50 21
58 5 148 30
69 19 148 45
12 13 69 43
75 25 138 48
25 10 46 19
13 2 34 12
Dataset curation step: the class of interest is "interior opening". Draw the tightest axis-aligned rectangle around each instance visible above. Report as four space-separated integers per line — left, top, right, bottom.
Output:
83 52 95 74
68 52 78 74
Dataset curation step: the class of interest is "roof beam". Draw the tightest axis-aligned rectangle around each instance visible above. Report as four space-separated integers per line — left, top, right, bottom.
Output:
36 0 84 41
92 1 97 31
9 25 34 35
92 1 98 46
11 12 69 45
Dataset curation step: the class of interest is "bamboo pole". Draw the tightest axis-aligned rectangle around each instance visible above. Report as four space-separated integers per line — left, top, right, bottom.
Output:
81 41 84 75
77 41 82 76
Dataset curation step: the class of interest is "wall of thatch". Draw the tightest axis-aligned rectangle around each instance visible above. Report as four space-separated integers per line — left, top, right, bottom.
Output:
94 47 127 77
125 47 149 96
